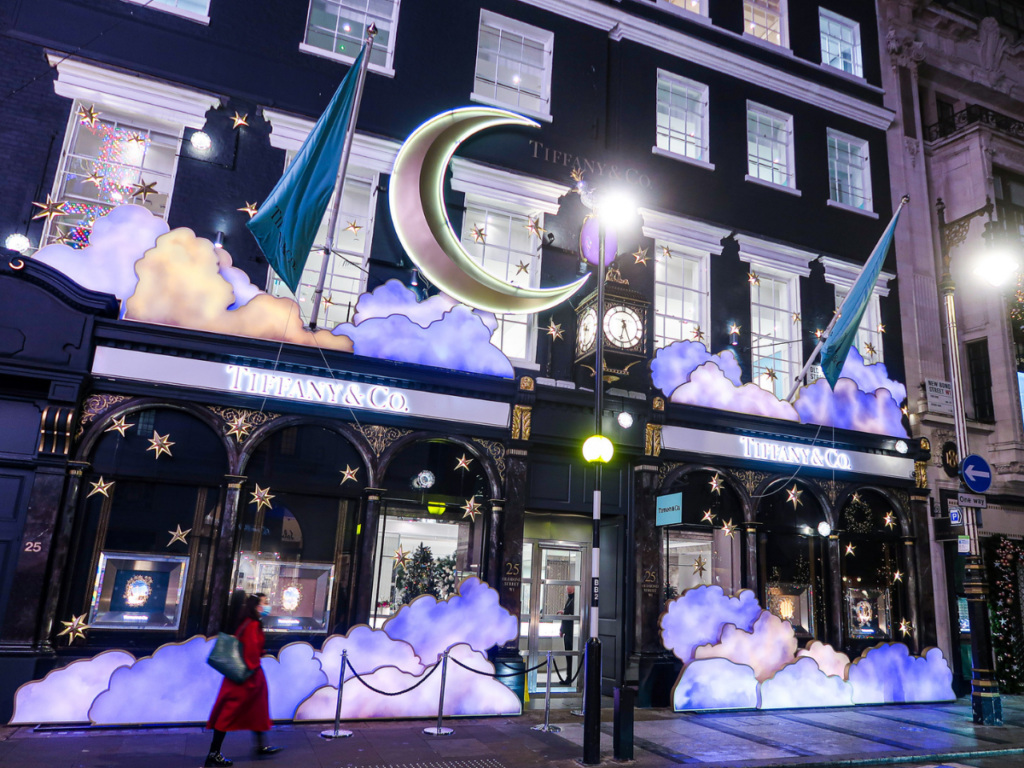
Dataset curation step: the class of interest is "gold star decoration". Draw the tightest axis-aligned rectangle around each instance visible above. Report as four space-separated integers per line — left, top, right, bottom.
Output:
340 465 359 485
851 492 862 503
470 225 486 244
693 554 708 579
462 496 482 521
701 509 717 524
525 217 546 238
845 542 856 556
225 414 251 442
515 260 530 276
84 170 104 187
31 195 68 223
129 179 158 203
104 415 135 437
146 431 174 459
814 329 825 340
632 247 650 266
765 368 778 382
238 201 258 219
661 245 673 260
899 619 913 637
721 520 736 539
250 484 275 512
54 232 72 246
691 325 705 343
709 474 723 494
792 312 801 324
892 569 903 583
77 104 101 128
786 484 803 509
344 220 363 235
394 547 410 568
231 111 249 129
87 477 114 499
729 324 741 336
747 271 760 286
57 614 90 643
323 293 337 307
864 342 877 358
544 320 564 341
128 132 147 146
167 524 191 546
455 454 473 471
877 323 886 334
883 511 896 529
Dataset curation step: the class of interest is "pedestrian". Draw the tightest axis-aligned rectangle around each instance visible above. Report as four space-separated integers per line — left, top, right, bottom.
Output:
557 585 575 684
205 593 282 767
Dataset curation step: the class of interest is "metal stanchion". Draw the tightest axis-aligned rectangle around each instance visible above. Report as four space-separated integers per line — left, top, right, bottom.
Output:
320 649 353 739
531 651 561 734
423 649 454 736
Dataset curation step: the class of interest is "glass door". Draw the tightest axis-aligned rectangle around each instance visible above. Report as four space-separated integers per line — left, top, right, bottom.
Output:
520 540 587 695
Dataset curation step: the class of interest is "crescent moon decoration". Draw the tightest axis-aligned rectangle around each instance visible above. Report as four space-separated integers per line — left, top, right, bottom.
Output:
390 107 590 315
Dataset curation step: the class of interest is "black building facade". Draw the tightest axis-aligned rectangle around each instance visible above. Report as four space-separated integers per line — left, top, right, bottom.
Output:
0 0 934 717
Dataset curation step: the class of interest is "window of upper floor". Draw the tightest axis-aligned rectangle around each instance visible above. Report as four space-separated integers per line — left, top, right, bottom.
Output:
654 70 713 170
749 270 801 399
653 242 710 349
122 0 209 24
651 0 709 23
834 288 885 363
827 129 875 216
746 102 798 195
302 0 401 77
819 8 862 78
471 10 554 122
743 0 788 48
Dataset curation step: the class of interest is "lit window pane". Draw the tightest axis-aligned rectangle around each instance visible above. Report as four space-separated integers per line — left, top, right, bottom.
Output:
744 0 783 45
750 273 798 399
654 243 707 348
474 15 552 115
656 73 709 162
819 10 862 77
827 130 872 211
305 0 399 68
747 106 793 188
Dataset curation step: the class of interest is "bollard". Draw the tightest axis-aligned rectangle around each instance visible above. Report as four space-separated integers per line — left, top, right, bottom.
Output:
613 685 634 761
531 651 561 734
423 649 454 736
320 649 353 739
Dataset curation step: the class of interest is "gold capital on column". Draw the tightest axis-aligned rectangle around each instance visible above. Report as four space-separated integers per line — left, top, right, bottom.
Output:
511 405 532 441
645 423 662 457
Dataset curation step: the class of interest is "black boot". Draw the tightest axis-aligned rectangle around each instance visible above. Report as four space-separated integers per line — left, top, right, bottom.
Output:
254 745 283 757
204 752 233 767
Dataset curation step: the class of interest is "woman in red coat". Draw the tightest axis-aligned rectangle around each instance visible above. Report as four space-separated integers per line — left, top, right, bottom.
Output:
205 593 282 767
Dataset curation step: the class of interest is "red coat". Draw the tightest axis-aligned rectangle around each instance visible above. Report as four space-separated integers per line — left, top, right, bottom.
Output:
207 618 272 732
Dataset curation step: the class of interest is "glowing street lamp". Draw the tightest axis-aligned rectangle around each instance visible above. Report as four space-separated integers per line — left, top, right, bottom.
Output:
582 434 614 464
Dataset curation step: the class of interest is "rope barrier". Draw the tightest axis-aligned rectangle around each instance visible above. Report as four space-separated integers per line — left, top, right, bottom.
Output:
343 656 441 696
447 655 548 677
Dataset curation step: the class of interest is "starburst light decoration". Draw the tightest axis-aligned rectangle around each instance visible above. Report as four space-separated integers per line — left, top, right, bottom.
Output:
884 512 896 529
146 431 174 459
747 271 760 286
224 414 251 441
524 217 546 238
251 484 275 512
32 195 68 223
57 614 90 643
892 570 903 583
77 104 101 128
721 519 736 539
691 325 705 343
709 474 723 495
864 342 877 358
661 245 673 260
899 618 912 637
462 497 482 521
231 111 249 129
701 509 716 524
393 547 410 567
470 225 486 244
845 542 856 556
340 465 359 484
693 554 708 579
455 454 473 471
129 180 158 203
167 524 191 546
633 247 649 266
344 220 363 235
238 202 258 219
87 477 114 499
792 312 801 323
544 320 564 340
786 484 803 509
515 260 529 276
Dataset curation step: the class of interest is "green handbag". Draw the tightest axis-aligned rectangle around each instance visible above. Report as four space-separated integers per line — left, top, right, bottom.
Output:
207 631 253 684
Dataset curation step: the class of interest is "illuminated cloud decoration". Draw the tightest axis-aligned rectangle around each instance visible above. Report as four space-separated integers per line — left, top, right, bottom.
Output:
661 586 954 712
651 340 909 437
10 578 522 725
332 280 513 378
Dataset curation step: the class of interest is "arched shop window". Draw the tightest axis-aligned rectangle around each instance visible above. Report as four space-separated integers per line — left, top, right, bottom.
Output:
71 408 228 641
372 440 491 627
236 425 364 638
660 470 743 600
757 480 829 642
838 490 907 655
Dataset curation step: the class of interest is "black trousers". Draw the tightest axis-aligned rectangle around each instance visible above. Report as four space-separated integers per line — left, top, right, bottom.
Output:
562 631 574 684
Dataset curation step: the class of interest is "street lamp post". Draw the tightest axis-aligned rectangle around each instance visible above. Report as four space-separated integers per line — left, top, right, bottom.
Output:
936 196 1005 726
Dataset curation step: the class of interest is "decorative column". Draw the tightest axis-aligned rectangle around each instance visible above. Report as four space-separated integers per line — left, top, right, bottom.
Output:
743 521 760 593
38 460 89 651
910 482 938 649
484 498 504 592
903 537 921 654
205 474 245 636
351 487 386 627
828 533 843 649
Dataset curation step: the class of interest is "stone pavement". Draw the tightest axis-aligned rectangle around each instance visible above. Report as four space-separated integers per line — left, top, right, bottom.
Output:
4 698 1024 768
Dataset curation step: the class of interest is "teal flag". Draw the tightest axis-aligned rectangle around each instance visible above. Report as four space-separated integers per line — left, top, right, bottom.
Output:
247 48 365 293
820 203 904 388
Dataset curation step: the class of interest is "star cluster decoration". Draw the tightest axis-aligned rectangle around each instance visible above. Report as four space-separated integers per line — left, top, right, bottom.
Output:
747 271 760 286
238 202 259 219
167 524 191 546
225 415 251 442
344 220 363 235
524 217 545 238
721 519 736 539
77 104 101 128
105 415 134 437
455 454 473 471
709 474 723 495
393 547 410 568
729 324 741 336
251 484 275 512
883 511 896 529
632 247 649 266
690 325 705 343
701 509 716 524
58 614 90 643
515 260 530 276
845 542 856 556
462 496 482 521
544 320 564 341
340 465 359 485
892 569 903 584
864 342 877 358
32 195 68 223
470 225 486 244
660 245 673 260
146 431 174 459
84 170 105 187
764 368 778 382
87 477 114 499
899 618 913 637
693 554 708 579
786 484 803 509
231 111 249 129
791 312 801 324
130 180 158 203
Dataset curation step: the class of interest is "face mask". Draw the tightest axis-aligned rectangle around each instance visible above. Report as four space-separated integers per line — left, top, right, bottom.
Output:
259 605 271 618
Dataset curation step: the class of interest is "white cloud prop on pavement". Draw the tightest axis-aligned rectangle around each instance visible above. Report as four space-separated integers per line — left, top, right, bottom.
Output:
660 586 762 665
10 650 135 725
693 611 798 682
316 625 424 687
673 658 759 711
797 641 851 679
848 644 955 704
760 657 853 709
260 642 327 720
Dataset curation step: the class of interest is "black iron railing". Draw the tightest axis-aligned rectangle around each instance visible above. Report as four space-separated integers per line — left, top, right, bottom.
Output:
925 103 1024 142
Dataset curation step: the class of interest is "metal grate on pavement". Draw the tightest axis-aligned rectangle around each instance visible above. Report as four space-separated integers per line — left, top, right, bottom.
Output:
344 760 506 768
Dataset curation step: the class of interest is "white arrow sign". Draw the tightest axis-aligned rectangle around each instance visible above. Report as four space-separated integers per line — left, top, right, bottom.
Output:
963 465 991 482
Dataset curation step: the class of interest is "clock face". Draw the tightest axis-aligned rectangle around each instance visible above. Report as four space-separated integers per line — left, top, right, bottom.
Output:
604 306 644 350
578 307 598 355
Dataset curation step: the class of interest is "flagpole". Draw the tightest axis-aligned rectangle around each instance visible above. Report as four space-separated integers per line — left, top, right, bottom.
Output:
309 24 377 331
783 195 908 403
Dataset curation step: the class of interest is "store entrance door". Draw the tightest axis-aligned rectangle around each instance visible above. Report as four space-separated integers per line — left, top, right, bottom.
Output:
520 540 587 696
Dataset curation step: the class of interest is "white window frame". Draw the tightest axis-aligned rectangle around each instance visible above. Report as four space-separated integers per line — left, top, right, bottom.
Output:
826 128 876 217
748 269 801 398
736 234 816 399
471 10 555 123
743 0 789 50
745 101 799 196
121 0 210 25
299 0 402 78
653 242 710 349
822 256 893 365
266 153 379 328
652 0 711 25
653 70 714 171
818 8 863 79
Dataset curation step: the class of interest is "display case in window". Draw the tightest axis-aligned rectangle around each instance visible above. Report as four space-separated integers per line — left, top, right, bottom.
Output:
846 587 891 639
234 554 334 633
89 553 189 630
767 582 814 636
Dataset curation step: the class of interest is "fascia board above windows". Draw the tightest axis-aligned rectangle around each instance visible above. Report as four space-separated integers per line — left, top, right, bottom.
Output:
261 108 400 175
735 233 817 278
820 255 893 296
516 0 893 130
639 208 730 256
450 158 571 215
46 53 222 129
